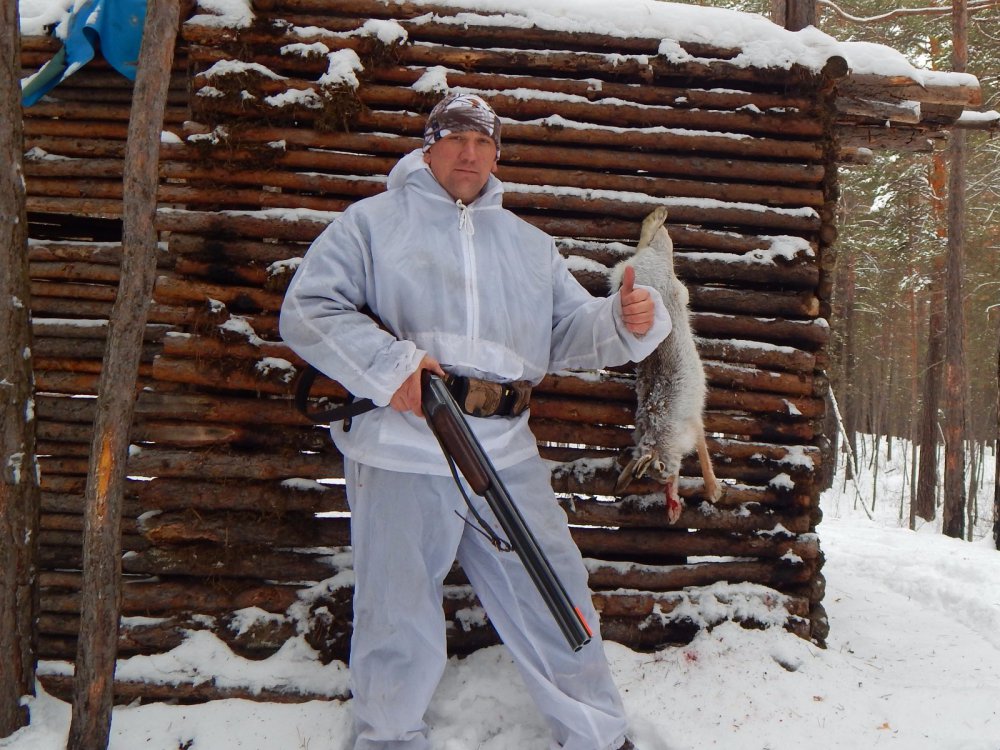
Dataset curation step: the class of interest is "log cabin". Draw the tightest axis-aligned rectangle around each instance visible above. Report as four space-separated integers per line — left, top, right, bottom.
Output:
19 0 987 703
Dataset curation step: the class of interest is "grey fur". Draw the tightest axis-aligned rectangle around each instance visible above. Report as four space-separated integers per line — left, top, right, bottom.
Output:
610 207 722 522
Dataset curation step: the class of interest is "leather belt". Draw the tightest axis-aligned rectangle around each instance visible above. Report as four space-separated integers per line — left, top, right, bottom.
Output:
444 374 532 418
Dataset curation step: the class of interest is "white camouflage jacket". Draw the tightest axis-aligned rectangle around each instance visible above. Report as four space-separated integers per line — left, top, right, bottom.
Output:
279 151 672 475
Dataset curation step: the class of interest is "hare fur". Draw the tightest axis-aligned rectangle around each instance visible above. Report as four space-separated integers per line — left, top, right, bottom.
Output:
609 206 722 524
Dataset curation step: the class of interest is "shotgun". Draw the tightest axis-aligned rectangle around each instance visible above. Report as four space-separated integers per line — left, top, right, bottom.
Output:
420 370 593 652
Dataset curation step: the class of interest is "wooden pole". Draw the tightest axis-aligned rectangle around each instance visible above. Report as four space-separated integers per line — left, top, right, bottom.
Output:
66 2 181 748
1 0 41 735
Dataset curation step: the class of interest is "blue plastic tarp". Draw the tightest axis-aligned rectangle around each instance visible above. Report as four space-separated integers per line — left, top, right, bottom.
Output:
22 0 148 106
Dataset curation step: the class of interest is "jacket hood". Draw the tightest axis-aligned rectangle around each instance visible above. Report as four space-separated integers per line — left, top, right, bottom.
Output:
386 148 427 189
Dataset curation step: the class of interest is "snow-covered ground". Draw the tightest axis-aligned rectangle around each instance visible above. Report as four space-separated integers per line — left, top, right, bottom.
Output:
3 437 999 750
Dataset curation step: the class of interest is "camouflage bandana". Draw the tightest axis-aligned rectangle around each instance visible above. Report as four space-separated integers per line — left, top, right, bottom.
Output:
422 93 502 155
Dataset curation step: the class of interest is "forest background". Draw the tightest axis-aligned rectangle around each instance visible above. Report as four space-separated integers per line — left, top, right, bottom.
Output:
716 0 999 539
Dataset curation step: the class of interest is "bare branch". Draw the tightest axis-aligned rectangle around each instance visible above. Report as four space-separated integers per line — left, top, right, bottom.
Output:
818 0 999 24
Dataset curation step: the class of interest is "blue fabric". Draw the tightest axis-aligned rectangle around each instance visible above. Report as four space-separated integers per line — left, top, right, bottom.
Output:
22 0 147 106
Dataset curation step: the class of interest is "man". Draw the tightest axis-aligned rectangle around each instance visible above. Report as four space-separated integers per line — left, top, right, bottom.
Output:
279 92 670 750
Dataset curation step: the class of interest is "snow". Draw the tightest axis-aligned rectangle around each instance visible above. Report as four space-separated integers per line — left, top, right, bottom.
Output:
2 436 997 749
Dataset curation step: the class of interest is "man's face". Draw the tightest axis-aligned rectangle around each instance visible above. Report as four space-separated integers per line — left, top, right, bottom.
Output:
423 131 498 204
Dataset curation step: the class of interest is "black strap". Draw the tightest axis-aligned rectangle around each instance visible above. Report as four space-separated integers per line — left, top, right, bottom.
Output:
294 364 376 424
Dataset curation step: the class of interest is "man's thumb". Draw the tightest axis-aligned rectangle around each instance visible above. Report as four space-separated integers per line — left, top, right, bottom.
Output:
621 265 636 296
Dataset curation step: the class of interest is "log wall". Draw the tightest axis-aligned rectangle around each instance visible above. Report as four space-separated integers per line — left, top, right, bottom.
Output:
21 0 849 701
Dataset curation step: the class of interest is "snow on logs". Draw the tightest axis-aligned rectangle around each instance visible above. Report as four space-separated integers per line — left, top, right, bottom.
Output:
20 0 981 694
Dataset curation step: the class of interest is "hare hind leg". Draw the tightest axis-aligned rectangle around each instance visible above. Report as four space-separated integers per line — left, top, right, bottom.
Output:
696 432 723 503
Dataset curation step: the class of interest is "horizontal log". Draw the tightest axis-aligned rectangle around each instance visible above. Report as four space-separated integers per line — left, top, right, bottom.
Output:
31 278 117 302
156 207 331 242
153 274 285 312
32 319 173 341
37 415 332 452
21 100 188 125
168 231 307 266
695 338 816 374
41 513 138 535
37 530 147 552
40 577 302 615
672 252 820 289
132 477 347 513
39 390 313 427
39 446 341 482
834 125 940 153
693 312 830 349
34 370 101 395
125 545 340 581
704 361 817 397
33 337 160 362
705 413 815 441
27 239 158 267
572 527 820 562
40 489 137 516
551 459 812 501
25 120 131 141
586 557 815 591
592 587 811 621
565 497 814 534
139 510 351 548
37 674 348 705
835 95 921 125
172 257 270 288
841 74 981 108
688 286 820 318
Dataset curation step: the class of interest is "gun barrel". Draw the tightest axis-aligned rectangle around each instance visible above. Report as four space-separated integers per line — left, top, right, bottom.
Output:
421 372 592 651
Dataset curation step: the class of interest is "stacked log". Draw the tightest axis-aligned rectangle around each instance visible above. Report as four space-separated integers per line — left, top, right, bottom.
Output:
27 0 970 701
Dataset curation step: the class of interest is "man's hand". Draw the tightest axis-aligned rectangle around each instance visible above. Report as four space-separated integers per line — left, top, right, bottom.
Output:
390 354 446 417
620 266 655 336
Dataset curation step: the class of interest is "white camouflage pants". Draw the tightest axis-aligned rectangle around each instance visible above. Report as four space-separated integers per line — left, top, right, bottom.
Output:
345 456 629 750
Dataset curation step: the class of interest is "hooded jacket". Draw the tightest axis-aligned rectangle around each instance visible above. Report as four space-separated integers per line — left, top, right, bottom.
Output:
279 149 672 475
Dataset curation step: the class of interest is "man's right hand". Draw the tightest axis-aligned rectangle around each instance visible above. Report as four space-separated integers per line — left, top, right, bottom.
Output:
390 354 446 418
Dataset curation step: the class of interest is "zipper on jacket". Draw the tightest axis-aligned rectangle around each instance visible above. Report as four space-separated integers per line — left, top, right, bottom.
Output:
456 200 480 341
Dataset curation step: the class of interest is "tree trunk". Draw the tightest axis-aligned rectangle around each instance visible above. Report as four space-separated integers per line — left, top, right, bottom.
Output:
842 255 858 481
915 149 950 523
995 329 1000 549
941 0 968 540
0 0 41 736
66 3 181 749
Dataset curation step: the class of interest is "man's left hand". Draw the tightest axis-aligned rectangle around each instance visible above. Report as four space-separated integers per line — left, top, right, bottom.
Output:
619 266 655 336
